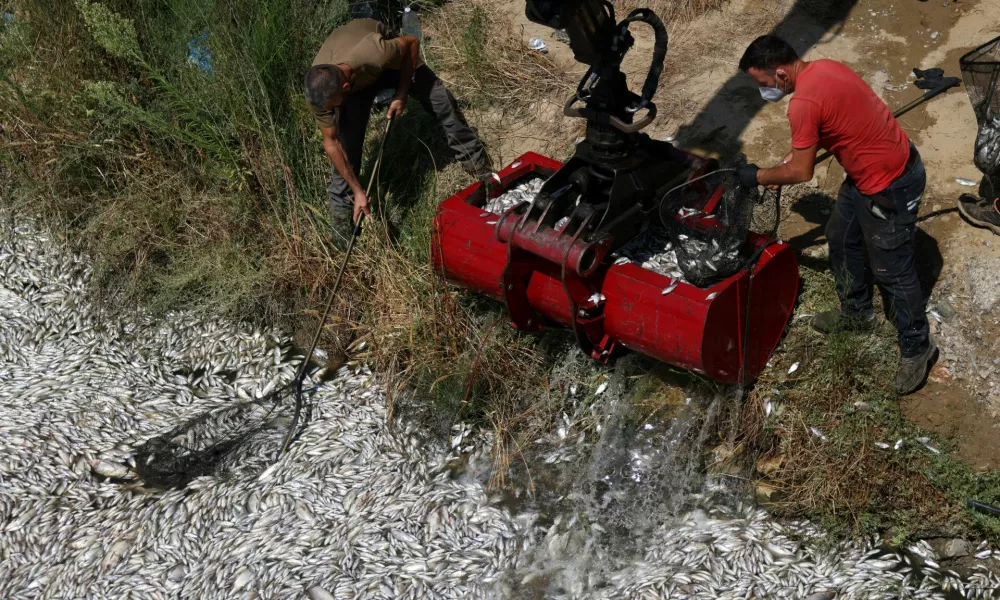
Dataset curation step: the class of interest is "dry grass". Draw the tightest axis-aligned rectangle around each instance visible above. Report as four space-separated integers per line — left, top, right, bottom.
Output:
424 0 570 107
720 266 1000 542
632 0 726 22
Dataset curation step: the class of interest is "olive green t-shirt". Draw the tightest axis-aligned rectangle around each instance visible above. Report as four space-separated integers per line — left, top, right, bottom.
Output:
309 19 419 128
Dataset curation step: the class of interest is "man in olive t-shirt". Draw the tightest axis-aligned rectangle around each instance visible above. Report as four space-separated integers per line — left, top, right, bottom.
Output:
304 18 490 243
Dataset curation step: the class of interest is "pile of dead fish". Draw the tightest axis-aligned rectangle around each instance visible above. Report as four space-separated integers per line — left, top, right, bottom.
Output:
2 217 1000 600
606 503 1000 599
610 227 688 282
0 220 517 599
509 493 1000 599
974 110 1000 181
482 176 745 284
484 176 544 215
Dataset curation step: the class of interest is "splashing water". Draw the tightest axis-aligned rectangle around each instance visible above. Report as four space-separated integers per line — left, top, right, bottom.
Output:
482 357 1000 599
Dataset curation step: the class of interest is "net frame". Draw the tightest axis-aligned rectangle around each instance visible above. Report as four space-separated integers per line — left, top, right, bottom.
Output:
658 155 761 288
132 379 309 488
961 36 1000 193
961 36 1000 124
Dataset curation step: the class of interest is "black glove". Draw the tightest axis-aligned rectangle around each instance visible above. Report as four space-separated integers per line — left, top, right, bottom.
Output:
737 164 760 189
913 67 943 81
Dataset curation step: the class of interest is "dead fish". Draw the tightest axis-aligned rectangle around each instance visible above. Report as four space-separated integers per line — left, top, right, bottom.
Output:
232 567 253 592
916 437 941 455
306 586 335 600
90 460 136 480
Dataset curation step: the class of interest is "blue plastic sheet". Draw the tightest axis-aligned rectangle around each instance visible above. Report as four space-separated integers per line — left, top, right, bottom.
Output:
187 33 213 73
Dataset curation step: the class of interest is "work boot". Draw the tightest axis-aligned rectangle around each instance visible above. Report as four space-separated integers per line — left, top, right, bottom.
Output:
958 193 1000 235
811 310 877 335
895 336 938 396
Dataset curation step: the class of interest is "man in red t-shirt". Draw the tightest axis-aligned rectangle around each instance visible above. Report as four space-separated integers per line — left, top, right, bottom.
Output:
736 35 936 395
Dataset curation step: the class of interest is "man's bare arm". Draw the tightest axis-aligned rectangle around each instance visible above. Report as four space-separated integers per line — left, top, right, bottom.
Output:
756 144 818 187
395 35 419 99
387 36 420 118
321 125 370 222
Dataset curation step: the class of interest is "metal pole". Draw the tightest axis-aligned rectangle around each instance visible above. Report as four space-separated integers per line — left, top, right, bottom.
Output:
281 116 395 454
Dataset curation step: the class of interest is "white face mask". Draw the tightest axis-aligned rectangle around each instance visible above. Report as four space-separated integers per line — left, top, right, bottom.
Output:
758 72 789 102
758 86 786 102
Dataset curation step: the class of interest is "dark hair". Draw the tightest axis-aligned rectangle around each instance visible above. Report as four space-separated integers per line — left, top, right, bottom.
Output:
304 65 343 107
739 35 799 72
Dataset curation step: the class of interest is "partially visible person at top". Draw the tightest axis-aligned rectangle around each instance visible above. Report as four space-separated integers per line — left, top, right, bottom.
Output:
304 18 492 248
734 35 937 396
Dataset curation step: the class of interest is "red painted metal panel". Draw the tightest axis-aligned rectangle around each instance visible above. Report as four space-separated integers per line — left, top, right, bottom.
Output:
431 152 800 383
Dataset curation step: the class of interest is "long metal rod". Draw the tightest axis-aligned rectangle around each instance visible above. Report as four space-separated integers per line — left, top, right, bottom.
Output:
281 117 395 454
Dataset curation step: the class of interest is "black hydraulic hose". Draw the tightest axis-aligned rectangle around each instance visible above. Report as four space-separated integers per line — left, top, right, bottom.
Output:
968 499 1000 518
660 168 739 202
621 8 668 106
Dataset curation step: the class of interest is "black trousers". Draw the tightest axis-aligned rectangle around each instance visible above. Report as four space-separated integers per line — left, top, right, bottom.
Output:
826 144 929 357
327 65 488 219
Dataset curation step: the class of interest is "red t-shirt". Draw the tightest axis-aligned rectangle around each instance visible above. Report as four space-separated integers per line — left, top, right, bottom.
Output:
789 59 910 195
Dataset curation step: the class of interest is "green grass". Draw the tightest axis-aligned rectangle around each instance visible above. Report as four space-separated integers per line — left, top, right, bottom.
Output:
730 265 1000 543
0 0 491 321
0 0 574 481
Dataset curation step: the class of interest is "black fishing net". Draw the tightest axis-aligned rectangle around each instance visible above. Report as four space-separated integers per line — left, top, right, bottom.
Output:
658 154 762 287
961 36 1000 198
132 380 307 488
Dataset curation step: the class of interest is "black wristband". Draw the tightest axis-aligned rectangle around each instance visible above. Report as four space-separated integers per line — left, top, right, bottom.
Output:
738 164 760 189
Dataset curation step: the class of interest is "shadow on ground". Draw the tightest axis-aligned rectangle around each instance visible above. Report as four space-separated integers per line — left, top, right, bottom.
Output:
675 0 861 155
785 192 946 307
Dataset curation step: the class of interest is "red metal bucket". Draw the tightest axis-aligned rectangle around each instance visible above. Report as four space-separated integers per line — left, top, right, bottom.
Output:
432 152 799 383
